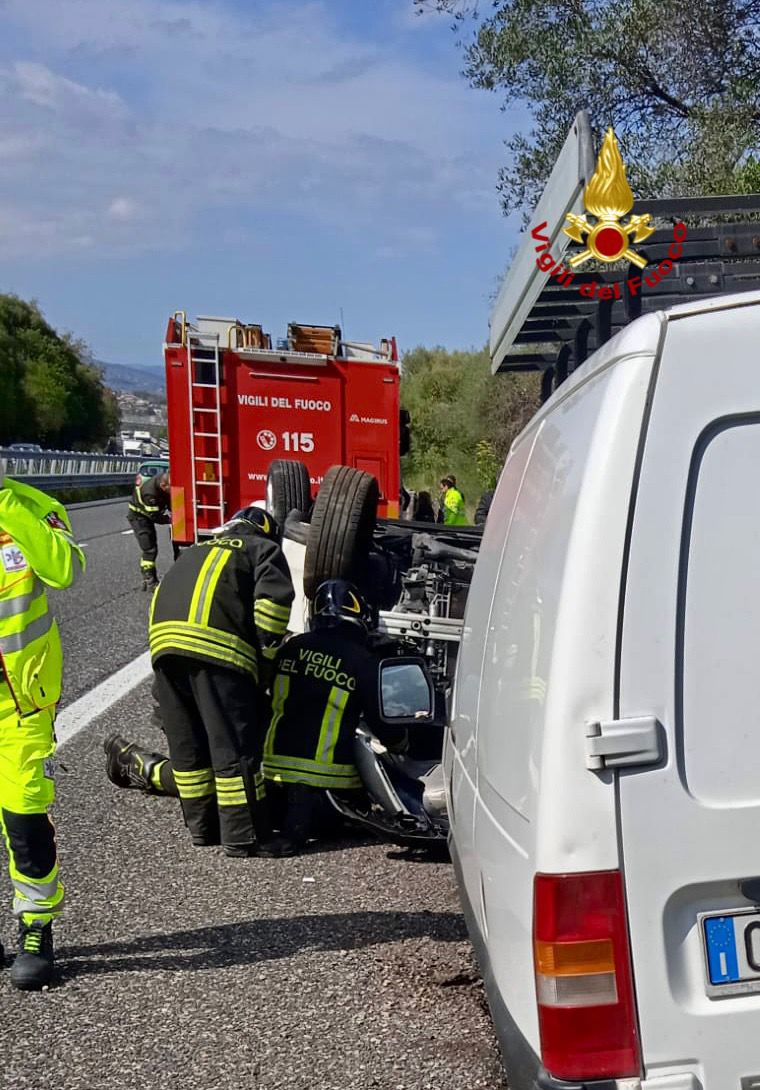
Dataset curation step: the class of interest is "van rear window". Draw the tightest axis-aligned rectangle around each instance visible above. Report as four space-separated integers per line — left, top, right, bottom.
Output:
680 418 760 807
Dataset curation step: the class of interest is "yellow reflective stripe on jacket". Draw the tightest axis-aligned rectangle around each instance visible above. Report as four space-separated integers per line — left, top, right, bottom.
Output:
264 674 291 758
0 580 45 620
150 634 258 677
149 635 257 674
150 620 257 665
254 599 289 635
262 754 362 789
187 547 232 626
255 599 290 620
317 686 350 766
0 609 54 655
132 483 160 514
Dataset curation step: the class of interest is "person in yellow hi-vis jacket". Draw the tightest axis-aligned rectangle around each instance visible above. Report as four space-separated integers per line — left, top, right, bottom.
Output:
437 475 468 525
0 466 85 990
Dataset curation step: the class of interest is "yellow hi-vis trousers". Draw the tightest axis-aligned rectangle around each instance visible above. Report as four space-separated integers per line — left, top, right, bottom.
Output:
0 685 63 925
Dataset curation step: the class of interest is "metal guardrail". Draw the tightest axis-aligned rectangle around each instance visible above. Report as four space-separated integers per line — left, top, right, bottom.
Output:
0 449 142 494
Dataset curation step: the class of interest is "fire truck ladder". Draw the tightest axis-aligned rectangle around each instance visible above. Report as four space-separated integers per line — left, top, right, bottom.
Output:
187 332 225 536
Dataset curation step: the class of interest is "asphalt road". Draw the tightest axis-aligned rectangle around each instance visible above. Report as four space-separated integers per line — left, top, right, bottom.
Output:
0 499 507 1090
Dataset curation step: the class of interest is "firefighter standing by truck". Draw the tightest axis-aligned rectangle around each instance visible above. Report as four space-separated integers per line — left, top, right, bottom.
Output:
128 470 172 589
141 506 294 857
0 467 85 990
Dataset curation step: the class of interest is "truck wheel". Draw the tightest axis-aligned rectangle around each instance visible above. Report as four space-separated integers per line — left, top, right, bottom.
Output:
303 465 379 598
266 460 312 524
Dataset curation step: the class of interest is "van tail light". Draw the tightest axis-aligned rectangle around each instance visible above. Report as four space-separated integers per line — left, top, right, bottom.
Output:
533 871 640 1082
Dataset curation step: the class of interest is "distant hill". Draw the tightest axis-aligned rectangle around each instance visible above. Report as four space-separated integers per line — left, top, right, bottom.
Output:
100 361 165 396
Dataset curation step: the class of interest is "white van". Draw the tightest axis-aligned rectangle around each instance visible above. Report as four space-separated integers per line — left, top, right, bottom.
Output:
448 290 760 1089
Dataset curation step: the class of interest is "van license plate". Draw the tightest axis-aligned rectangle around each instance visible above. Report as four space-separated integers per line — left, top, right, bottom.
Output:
701 910 760 996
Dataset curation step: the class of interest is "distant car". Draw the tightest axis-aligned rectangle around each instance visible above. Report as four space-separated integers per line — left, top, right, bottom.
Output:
7 442 43 452
135 457 170 488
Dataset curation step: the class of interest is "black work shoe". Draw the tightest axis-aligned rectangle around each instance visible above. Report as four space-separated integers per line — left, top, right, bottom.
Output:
103 733 165 793
10 922 54 991
252 836 297 858
141 571 159 591
223 843 258 858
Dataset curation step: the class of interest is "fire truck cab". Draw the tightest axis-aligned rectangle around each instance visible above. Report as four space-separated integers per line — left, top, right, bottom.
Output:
164 312 401 544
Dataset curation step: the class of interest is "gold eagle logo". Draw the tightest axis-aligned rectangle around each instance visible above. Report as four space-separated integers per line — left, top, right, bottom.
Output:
563 128 654 269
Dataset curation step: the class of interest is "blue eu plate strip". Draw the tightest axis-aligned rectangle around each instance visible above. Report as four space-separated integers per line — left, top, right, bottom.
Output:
705 916 740 983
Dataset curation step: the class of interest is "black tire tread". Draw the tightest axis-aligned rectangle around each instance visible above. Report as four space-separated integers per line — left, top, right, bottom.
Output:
267 459 311 523
303 465 379 598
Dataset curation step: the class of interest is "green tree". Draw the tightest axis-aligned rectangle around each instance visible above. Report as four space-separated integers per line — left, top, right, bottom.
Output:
0 294 119 449
401 346 540 508
415 0 760 214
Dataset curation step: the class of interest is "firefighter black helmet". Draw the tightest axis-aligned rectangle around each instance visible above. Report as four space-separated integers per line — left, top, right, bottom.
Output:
311 580 370 631
224 506 279 540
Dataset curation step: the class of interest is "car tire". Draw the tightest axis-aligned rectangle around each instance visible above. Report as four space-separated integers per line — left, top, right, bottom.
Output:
266 460 312 525
303 465 379 599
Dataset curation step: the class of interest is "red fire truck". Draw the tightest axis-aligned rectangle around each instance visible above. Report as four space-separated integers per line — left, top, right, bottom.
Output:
163 312 401 545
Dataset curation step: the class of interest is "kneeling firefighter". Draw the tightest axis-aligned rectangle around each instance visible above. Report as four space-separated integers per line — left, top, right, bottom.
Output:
262 579 405 848
129 507 294 857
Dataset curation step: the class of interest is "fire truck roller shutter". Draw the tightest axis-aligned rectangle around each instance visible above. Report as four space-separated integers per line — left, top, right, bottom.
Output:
303 465 379 600
266 460 312 525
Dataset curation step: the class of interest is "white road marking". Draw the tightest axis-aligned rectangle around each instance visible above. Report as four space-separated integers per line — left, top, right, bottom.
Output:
121 529 134 535
79 543 89 548
55 650 153 747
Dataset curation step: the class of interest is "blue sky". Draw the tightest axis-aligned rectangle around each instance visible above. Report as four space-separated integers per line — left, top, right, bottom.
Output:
0 0 522 367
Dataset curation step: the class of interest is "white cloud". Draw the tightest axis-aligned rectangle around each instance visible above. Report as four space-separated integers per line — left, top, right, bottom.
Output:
12 61 127 117
0 0 510 258
107 196 139 221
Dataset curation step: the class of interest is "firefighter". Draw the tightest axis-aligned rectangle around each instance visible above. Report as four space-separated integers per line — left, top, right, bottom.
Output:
261 579 399 849
0 467 85 989
128 470 172 589
103 580 403 851
438 475 467 526
124 506 294 857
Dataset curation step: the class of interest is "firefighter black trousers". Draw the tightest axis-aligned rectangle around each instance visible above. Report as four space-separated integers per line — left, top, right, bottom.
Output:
128 513 158 573
153 656 270 848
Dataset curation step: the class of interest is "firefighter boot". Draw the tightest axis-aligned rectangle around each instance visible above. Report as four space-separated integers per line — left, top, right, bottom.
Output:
10 921 54 991
104 733 166 793
140 563 159 592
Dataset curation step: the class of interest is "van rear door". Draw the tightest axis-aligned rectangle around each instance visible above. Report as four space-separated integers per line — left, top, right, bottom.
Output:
618 296 760 1087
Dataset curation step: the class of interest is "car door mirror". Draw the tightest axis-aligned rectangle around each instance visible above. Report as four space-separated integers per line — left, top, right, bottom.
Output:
378 657 434 725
